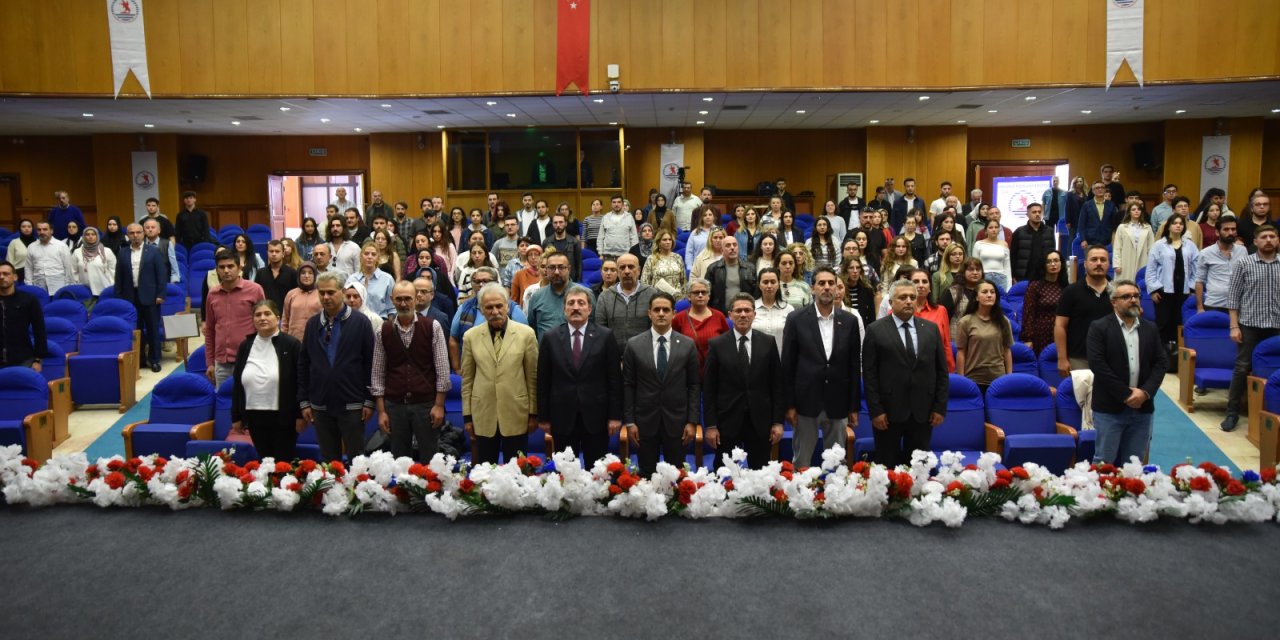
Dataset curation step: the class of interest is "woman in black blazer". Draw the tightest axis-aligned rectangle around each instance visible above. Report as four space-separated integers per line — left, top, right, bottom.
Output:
231 300 304 461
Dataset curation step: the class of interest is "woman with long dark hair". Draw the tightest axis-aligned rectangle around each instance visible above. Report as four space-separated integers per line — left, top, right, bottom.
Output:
294 217 323 262
956 281 1014 396
5 219 37 281
1145 213 1198 352
1020 250 1068 353
1112 201 1153 280
940 257 985 337
233 233 265 281
808 217 838 270
841 258 877 327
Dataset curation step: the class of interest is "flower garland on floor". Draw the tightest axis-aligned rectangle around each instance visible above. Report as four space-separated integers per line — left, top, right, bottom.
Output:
2 444 1278 528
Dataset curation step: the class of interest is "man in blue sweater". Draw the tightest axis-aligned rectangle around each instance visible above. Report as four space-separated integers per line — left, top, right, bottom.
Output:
47 190 86 241
299 271 375 462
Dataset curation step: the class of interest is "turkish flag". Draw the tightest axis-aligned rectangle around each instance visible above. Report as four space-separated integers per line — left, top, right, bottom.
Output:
556 0 590 96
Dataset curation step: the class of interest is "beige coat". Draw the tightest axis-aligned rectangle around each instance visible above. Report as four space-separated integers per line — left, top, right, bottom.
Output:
1111 222 1154 280
461 320 538 437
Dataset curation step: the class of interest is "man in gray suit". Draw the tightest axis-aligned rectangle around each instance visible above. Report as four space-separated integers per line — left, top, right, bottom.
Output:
863 279 949 467
622 292 700 477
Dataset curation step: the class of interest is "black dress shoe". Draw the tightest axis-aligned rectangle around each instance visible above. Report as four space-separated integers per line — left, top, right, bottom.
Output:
151 362 162 373
1220 415 1239 432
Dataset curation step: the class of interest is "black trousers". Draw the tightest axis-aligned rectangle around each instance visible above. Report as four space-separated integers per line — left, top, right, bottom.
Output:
1154 291 1187 346
474 430 524 465
637 426 684 478
313 409 365 462
245 409 298 461
552 413 610 468
872 418 932 468
386 401 440 463
713 410 772 470
133 296 162 367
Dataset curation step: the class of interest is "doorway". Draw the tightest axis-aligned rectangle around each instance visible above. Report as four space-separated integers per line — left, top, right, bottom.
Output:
266 172 364 239
969 160 1070 230
0 174 20 230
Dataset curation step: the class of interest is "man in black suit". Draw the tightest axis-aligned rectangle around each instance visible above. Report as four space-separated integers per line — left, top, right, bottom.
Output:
781 266 861 466
863 278 949 467
622 292 700 477
537 285 623 467
1086 280 1168 464
115 223 168 372
703 293 784 469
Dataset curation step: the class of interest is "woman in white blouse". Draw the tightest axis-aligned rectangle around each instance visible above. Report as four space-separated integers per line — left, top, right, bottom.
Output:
231 300 304 460
1111 202 1154 279
71 226 117 296
972 219 1012 291
752 267 794 355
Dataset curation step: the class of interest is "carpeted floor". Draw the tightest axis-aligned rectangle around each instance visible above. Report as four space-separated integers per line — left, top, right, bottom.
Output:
3 506 1278 638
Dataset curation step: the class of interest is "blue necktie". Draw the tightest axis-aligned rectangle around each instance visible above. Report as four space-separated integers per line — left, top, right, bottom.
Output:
657 336 668 379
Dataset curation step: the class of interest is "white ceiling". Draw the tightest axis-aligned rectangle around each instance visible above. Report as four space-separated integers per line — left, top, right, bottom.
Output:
1 82 1278 135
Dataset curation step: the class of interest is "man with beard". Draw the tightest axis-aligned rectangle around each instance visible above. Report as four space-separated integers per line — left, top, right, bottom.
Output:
1087 280 1167 463
372 281 451 463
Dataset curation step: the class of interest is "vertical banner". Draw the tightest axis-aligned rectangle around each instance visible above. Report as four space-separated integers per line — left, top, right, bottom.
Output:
131 151 159 221
555 0 590 96
1200 136 1231 199
106 0 152 98
1105 0 1144 89
659 145 685 202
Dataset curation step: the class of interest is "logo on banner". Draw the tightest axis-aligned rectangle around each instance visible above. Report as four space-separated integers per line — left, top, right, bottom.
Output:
1204 154 1227 175
135 170 156 190
1009 190 1037 214
111 0 139 22
1112 0 1137 7
662 163 681 179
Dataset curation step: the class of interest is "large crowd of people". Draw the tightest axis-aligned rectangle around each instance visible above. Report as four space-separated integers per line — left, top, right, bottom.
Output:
0 171 1276 475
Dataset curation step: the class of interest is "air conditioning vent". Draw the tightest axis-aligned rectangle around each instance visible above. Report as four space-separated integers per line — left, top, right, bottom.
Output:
722 105 748 111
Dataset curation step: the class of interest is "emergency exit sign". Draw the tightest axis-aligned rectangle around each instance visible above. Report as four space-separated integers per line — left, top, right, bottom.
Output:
1011 138 1031 148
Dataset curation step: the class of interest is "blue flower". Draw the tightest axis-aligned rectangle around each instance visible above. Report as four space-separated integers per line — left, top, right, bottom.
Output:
541 459 557 474
1243 470 1261 483
1142 465 1160 474
387 476 397 489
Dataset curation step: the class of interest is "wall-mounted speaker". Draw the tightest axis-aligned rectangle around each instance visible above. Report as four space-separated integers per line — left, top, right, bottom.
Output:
182 154 208 183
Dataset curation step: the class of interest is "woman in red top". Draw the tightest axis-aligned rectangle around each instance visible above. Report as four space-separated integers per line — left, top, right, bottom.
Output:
673 277 730 372
907 267 956 373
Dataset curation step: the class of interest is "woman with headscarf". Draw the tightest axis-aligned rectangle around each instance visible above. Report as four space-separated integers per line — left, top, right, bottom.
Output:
63 220 84 253
343 280 384 336
100 216 127 253
281 262 321 340
4 219 37 281
628 222 655 271
71 226 118 296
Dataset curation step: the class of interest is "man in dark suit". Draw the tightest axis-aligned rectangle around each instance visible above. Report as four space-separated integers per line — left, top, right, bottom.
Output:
1086 280 1168 465
115 223 167 372
863 279 949 467
703 293 784 469
537 285 623 467
622 292 700 477
781 266 861 466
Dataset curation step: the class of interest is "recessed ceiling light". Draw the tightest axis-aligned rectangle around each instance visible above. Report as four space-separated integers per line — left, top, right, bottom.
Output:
354 127 362 132
1080 109 1092 114
702 97 714 102
918 96 930 101
1042 120 1052 124
436 125 446 129
486 101 497 106
320 118 330 123
1175 109 1186 114
698 110 709 115
143 124 154 128
279 107 290 112
1272 108 1280 113
869 119 879 124
695 120 705 125
592 98 604 104
957 120 966 124
1025 96 1037 101
608 122 618 126
795 110 806 114
231 121 241 126
506 113 517 118
82 113 94 117
987 110 998 113
380 103 392 108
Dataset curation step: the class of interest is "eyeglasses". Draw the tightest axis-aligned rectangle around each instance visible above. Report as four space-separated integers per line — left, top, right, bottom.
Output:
689 291 709 296
1114 294 1140 301
545 265 568 271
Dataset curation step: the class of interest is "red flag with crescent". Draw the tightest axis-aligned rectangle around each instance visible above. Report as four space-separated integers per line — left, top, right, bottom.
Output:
556 0 590 96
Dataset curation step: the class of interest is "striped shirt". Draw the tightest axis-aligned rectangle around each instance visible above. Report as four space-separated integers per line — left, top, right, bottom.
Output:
1226 252 1280 328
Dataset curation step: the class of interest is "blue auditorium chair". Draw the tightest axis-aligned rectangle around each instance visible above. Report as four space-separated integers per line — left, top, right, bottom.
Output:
985 373 1078 473
1055 377 1095 464
1177 311 1233 413
92 297 142 380
217 225 245 246
96 284 117 301
44 317 80 355
582 257 603 273
52 284 93 304
1036 342 1063 389
931 375 991 467
1005 280 1029 322
38 341 73 445
185 345 206 374
122 373 215 458
68 316 138 412
1011 342 1038 376
1259 371 1280 466
0 367 55 461
1181 295 1199 325
17 282 50 305
45 299 88 334
581 247 599 261
185 377 259 465
1249 336 1280 442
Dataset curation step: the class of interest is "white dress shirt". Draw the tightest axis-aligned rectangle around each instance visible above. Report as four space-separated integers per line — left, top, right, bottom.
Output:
733 329 753 363
816 305 835 360
896 315 919 357
754 298 794 355
1116 314 1141 388
651 327 674 369
243 332 281 411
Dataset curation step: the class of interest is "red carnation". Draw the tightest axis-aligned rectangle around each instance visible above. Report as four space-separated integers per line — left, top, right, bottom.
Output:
106 460 124 472
781 470 794 481
814 491 825 503
851 461 869 477
1211 467 1231 485
724 479 735 491
85 464 100 478
177 483 194 499
772 489 788 502
526 456 543 468
990 477 1010 490
407 463 428 479
426 480 442 493
298 460 318 474
1189 476 1212 492
237 472 254 484
1198 461 1219 472
459 478 475 493
1123 478 1146 495
274 461 292 474
244 461 260 472
104 472 126 490
617 474 638 491
329 461 346 477
1095 463 1117 475
175 470 190 484
606 461 624 475
137 466 155 482
223 463 240 476
21 457 40 471
964 464 978 471
392 487 409 501
1225 480 1247 496
153 457 168 468
1011 467 1030 480
892 474 913 499
996 469 1013 481
780 461 795 472
608 485 622 495
1262 468 1277 484
945 480 965 494
356 473 371 483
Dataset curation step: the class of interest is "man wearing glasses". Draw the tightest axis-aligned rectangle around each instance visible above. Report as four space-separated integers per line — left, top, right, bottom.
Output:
1072 181 1120 277
372 281 451 463
448 267 528 373
526 251 592 342
1086 280 1168 464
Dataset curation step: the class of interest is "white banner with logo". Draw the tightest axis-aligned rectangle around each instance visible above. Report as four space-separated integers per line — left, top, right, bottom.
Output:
106 0 152 98
660 144 685 202
131 151 159 221
1106 0 1144 89
1200 136 1230 198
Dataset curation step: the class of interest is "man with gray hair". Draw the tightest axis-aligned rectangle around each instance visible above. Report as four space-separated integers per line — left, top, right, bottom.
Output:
596 253 655 350
862 279 949 467
372 280 451 463
448 266 528 372
298 270 375 462
309 243 348 284
462 282 539 464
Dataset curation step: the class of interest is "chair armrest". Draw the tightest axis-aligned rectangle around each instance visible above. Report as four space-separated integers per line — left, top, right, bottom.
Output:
984 423 1005 454
47 377 72 445
117 351 138 412
1055 422 1078 439
542 431 554 455
23 410 55 462
1260 411 1280 469
189 420 215 441
121 420 149 459
619 432 629 460
845 425 856 465
1177 347 1197 412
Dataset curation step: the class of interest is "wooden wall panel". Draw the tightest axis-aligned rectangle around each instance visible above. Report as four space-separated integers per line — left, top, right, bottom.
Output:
247 0 284 96
0 137 96 210
622 128 705 207
866 126 967 203
177 0 217 95
1162 118 1264 205
1263 120 1280 191
695 0 729 89
970 123 1164 197
704 129 867 204
723 0 761 89
176 135 370 205
212 0 251 95
279 0 317 95
948 0 984 87
368 133 445 211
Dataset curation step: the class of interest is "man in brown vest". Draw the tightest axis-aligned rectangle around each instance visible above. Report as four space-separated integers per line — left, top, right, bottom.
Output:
371 280 451 462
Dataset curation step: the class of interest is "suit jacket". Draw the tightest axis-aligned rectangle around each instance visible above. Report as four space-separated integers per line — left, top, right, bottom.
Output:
1075 199 1120 246
705 259 758 314
890 196 926 232
863 314 949 423
780 305 861 418
462 321 539 438
622 330 700 437
114 242 167 305
537 322 622 431
1086 315 1168 414
703 330 784 434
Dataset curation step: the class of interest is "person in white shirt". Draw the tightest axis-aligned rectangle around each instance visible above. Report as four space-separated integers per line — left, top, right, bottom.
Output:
753 268 795 355
26 221 76 294
72 226 117 295
327 217 361 277
929 181 953 216
973 219 1013 291
669 182 703 231
516 192 538 236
